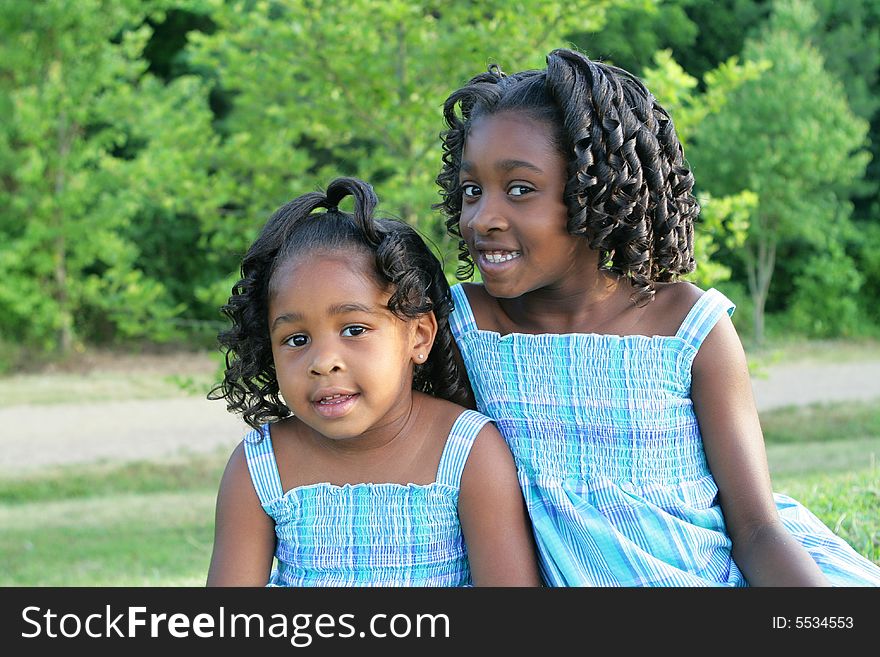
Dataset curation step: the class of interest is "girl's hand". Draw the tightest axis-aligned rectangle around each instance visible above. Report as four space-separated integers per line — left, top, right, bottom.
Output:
692 309 830 586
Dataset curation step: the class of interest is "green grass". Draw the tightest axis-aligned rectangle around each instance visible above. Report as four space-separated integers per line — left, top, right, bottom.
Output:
760 400 880 565
760 400 880 445
0 449 230 504
760 400 880 478
772 469 879 566
0 491 217 586
0 453 228 586
0 370 218 407
0 348 223 407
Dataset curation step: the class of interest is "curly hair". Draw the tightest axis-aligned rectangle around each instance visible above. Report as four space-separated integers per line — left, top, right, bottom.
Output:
435 48 698 304
208 176 472 431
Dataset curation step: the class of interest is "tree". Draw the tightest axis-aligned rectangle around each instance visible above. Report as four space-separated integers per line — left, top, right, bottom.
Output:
809 0 880 209
185 0 625 303
688 0 870 344
0 0 221 354
568 0 698 75
671 0 770 83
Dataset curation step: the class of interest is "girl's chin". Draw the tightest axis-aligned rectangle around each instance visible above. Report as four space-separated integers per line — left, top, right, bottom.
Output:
479 278 524 300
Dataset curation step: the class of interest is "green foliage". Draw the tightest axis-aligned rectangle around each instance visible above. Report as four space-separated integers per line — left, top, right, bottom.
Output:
694 4 869 238
786 243 865 338
852 222 880 326
689 0 871 343
809 0 880 122
0 0 225 353
2 0 878 354
687 190 754 290
186 0 623 289
569 0 698 74
669 0 771 82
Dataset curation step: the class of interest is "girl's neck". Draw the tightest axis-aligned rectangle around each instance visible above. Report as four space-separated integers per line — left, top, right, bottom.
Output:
496 270 631 335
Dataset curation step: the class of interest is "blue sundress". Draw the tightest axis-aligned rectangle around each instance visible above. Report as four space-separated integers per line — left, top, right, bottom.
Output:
449 283 880 586
243 408 490 586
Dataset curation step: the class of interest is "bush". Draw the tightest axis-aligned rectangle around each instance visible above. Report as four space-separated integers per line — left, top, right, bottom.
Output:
785 247 865 338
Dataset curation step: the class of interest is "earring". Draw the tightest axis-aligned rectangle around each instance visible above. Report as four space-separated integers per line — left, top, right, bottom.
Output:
417 354 424 360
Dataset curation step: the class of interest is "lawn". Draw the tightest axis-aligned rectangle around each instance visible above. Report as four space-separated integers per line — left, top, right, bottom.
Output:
0 451 227 586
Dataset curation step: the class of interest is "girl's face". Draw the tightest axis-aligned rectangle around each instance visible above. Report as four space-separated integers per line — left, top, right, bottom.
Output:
268 250 431 442
458 111 593 299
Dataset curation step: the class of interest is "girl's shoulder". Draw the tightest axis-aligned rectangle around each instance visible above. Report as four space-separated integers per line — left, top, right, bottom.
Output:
414 392 497 457
415 391 483 434
648 281 706 335
591 279 707 338
456 281 487 308
454 282 502 331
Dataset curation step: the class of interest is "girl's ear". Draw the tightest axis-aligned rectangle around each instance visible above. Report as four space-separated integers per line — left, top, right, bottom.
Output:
411 311 438 364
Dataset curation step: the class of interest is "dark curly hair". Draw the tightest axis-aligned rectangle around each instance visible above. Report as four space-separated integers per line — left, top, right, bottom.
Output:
435 48 698 304
208 176 472 430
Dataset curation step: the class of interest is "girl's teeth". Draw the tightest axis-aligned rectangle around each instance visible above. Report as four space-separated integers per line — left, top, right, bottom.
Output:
320 394 350 404
484 251 521 263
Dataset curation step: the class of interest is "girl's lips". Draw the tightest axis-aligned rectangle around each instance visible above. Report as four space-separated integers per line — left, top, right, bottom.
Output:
312 393 359 419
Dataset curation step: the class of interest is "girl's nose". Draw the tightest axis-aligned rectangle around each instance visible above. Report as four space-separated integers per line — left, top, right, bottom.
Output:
308 341 344 376
464 194 508 235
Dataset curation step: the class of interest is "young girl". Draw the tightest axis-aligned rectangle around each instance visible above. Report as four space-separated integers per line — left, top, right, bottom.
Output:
436 48 880 587
206 177 540 587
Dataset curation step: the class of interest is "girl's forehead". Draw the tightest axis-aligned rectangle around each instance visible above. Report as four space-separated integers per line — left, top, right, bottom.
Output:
286 247 368 270
470 109 549 132
462 112 564 171
270 248 384 296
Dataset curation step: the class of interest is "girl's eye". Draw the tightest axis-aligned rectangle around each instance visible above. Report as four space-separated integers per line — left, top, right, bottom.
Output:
341 325 367 337
285 334 309 347
509 185 534 197
461 183 481 198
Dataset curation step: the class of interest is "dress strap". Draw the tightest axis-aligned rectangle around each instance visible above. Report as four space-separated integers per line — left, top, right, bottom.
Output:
674 288 736 351
435 409 492 488
242 424 285 505
449 283 478 337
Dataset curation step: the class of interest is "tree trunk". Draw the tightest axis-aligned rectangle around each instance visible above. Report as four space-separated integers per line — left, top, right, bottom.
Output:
54 110 75 354
745 237 776 346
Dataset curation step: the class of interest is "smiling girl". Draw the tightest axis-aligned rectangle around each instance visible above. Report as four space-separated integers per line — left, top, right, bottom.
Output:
436 48 880 586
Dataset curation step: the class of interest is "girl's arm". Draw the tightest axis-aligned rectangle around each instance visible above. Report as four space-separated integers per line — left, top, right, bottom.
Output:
692 313 830 586
206 441 276 586
458 424 543 586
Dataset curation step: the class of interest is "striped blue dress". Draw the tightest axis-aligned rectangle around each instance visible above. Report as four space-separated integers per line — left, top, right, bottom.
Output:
449 283 880 586
243 408 489 587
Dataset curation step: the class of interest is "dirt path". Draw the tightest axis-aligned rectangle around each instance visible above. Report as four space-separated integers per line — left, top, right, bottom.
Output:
750 360 880 411
0 396 246 474
2 358 880 475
